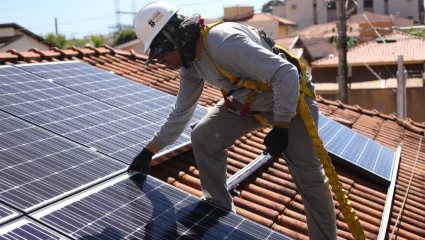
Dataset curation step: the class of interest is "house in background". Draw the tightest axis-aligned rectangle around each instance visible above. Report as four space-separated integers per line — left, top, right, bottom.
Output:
275 0 423 32
0 23 54 52
311 32 425 83
288 12 414 62
223 6 296 38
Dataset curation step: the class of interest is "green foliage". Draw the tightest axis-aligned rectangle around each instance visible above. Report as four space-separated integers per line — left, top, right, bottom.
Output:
68 38 87 48
400 28 425 38
261 0 285 14
114 28 137 46
89 35 106 48
44 33 71 49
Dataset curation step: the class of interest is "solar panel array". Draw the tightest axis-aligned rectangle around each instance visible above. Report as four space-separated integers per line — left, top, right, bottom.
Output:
0 62 292 239
0 111 125 212
16 62 208 137
0 64 193 163
318 114 395 182
31 174 290 240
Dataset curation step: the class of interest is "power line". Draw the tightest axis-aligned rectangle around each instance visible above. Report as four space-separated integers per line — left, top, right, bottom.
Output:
28 15 114 29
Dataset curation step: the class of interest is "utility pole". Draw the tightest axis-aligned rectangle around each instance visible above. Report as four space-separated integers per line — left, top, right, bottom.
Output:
55 18 58 35
337 0 348 103
396 55 407 119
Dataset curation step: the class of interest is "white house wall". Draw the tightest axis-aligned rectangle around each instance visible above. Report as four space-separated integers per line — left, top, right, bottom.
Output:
0 27 15 37
388 0 419 22
0 35 50 53
285 0 327 31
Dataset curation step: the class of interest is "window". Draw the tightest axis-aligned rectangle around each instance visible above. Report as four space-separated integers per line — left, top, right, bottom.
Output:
364 0 373 8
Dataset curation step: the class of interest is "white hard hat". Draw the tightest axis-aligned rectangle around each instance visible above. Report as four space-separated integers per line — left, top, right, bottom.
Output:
133 1 179 54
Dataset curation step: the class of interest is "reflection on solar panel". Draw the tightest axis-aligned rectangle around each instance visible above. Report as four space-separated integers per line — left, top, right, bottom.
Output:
0 218 65 239
0 111 125 212
32 174 291 240
318 114 395 183
0 65 190 163
0 204 20 225
16 61 208 137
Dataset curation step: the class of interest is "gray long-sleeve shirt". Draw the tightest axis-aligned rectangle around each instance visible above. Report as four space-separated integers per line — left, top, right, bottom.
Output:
150 22 300 150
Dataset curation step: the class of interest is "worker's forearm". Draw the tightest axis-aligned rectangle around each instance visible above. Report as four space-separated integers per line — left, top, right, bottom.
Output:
145 142 160 154
273 121 289 128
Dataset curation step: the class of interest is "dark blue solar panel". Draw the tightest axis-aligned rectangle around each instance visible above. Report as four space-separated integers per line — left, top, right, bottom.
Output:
0 65 190 163
0 111 125 212
32 174 291 240
0 218 64 239
0 204 20 225
318 114 395 182
16 61 208 136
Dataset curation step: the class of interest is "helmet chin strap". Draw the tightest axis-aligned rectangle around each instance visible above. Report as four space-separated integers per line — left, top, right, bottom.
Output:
160 28 189 68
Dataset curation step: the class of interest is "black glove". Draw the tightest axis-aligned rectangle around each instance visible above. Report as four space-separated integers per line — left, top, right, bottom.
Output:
127 148 154 174
263 127 289 157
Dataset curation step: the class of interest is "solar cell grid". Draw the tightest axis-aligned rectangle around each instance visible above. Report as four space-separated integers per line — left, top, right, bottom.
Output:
32 174 292 240
318 114 395 182
0 112 125 212
0 218 64 239
16 61 208 131
0 64 191 163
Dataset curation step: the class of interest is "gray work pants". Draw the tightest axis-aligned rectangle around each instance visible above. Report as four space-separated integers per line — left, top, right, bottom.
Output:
191 97 337 240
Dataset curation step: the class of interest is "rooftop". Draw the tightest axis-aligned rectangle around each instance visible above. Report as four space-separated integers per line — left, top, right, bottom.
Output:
0 46 424 239
312 32 425 68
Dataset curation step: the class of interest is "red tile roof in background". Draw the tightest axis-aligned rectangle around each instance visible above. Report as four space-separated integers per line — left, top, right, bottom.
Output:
1 46 424 240
312 32 425 67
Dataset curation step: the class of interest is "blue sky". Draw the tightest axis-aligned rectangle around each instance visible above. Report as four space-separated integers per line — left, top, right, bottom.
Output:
0 0 267 38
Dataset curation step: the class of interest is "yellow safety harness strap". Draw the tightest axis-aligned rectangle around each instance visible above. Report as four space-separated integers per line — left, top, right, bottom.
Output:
297 92 365 240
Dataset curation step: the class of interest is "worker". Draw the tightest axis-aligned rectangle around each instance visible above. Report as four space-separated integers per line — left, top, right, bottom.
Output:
128 1 337 239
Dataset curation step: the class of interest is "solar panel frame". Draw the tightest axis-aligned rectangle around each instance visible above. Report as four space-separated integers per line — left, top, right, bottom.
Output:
318 113 395 184
0 204 20 226
0 217 66 239
31 173 293 240
0 110 126 213
0 64 191 164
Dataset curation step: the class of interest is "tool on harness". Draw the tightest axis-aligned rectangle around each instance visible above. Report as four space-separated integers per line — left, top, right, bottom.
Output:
200 21 366 240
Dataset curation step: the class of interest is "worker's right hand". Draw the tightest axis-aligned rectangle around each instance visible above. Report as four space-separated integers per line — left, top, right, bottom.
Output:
127 148 154 174
263 126 289 157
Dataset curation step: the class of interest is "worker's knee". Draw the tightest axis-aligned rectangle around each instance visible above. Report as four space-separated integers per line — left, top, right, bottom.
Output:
191 122 225 150
191 122 210 146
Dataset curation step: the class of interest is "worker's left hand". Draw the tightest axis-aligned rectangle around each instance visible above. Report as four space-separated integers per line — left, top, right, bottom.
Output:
127 148 154 174
263 126 289 157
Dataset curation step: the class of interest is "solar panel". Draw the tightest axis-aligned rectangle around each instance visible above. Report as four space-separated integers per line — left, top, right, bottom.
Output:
0 111 125 212
31 173 292 240
16 61 208 137
0 218 65 239
0 204 20 226
318 114 395 183
0 65 190 163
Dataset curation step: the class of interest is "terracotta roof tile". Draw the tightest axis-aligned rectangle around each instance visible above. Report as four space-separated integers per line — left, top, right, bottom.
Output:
312 32 425 67
1 46 425 239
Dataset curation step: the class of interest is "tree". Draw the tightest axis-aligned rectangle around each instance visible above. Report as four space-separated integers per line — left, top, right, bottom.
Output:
400 28 425 38
44 33 71 49
114 28 137 46
89 35 106 47
261 0 285 14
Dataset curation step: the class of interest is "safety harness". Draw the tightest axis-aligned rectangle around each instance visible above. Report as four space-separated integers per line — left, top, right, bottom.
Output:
200 21 366 240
